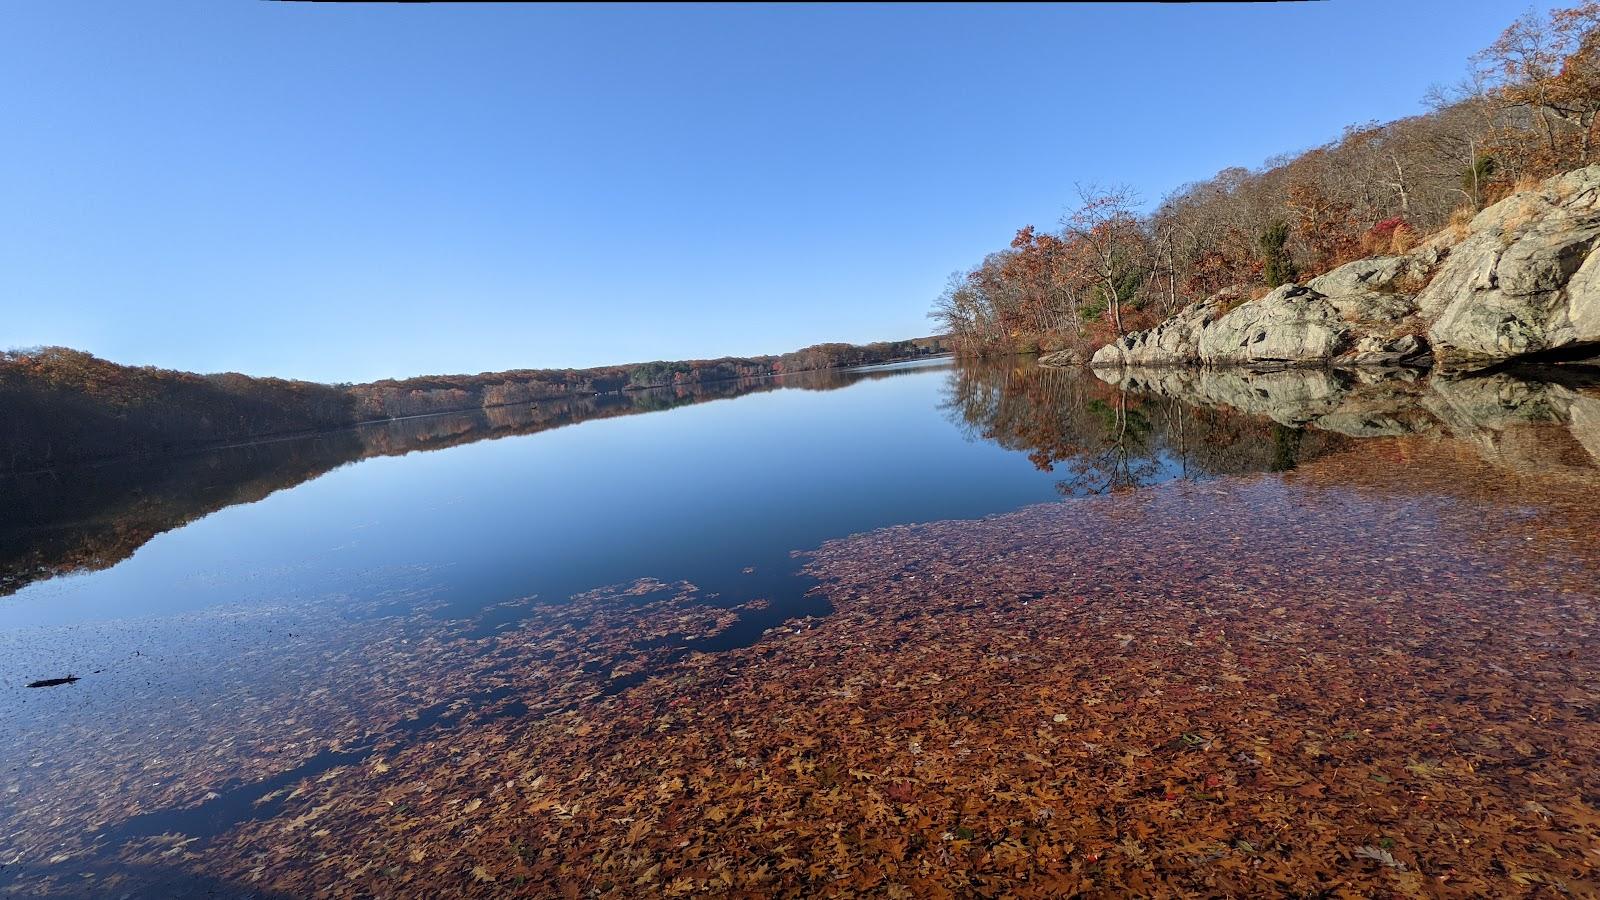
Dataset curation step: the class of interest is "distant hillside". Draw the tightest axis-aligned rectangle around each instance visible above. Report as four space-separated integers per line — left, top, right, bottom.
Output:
0 363 920 599
0 337 950 472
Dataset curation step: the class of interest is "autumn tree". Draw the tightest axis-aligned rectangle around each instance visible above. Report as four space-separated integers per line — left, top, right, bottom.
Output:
1475 3 1600 174
1006 225 1086 339
1284 179 1363 274
1060 185 1148 336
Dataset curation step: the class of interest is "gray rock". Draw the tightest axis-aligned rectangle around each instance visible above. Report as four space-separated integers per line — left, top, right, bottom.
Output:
1090 296 1228 367
1307 255 1425 323
1196 285 1351 365
1093 260 1432 369
1426 165 1600 363
1036 348 1085 367
1337 333 1431 366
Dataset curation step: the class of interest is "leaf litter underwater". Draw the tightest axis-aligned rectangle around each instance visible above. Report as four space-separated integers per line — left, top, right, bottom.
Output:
4 374 1600 897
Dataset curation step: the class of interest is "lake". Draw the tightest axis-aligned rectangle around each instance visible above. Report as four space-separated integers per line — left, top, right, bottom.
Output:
3 357 1599 897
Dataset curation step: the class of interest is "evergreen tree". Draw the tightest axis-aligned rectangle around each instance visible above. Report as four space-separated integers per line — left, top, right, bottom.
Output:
1462 155 1497 208
1259 222 1298 287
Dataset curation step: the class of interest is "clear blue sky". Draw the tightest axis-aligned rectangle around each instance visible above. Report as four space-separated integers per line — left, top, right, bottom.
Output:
2 1 1544 383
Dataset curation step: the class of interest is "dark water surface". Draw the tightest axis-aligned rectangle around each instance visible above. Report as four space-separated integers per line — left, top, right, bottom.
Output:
2 357 1598 897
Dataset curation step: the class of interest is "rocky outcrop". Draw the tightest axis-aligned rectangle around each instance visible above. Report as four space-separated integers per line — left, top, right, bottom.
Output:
1036 348 1085 367
1341 333 1430 366
1088 294 1229 367
1425 166 1600 364
1080 166 1600 371
1195 285 1352 365
1087 257 1432 369
1306 254 1426 320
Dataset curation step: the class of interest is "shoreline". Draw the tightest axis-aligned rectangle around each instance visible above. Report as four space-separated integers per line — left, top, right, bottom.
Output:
1 353 955 479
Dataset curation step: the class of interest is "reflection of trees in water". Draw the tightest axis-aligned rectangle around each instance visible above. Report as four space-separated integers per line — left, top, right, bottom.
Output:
1062 395 1162 495
1271 424 1305 473
941 358 1346 495
0 364 938 599
938 359 1160 495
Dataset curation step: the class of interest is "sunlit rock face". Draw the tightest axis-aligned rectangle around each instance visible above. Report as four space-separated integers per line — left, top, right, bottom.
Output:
1341 332 1430 366
1307 253 1430 323
1036 348 1084 367
1195 285 1352 365
1090 167 1600 370
1426 166 1600 364
1087 295 1230 367
1098 364 1600 474
1087 257 1434 369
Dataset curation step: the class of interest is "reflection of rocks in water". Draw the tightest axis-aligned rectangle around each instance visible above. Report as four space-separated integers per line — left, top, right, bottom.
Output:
1098 366 1434 437
1098 364 1600 476
941 359 1352 489
1425 371 1600 475
1573 393 1600 463
1107 367 1347 426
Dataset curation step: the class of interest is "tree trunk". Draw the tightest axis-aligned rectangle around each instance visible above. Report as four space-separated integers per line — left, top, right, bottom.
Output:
1105 276 1124 335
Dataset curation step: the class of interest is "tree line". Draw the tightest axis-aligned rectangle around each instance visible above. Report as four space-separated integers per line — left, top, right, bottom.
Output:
0 337 949 472
932 3 1600 355
1 362 926 597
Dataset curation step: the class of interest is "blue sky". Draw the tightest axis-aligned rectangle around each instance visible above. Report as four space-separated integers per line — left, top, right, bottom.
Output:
2 1 1545 383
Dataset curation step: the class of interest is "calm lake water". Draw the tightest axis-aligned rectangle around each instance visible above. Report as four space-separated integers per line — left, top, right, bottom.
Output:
2 358 1107 631
3 356 1599 897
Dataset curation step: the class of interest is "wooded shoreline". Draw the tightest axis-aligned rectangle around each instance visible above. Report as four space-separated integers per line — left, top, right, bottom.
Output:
0 339 949 474
934 4 1600 371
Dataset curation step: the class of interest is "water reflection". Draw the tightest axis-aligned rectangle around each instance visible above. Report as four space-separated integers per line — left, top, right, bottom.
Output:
1098 363 1600 476
1 357 1597 896
941 359 1354 493
7 359 1598 606
0 363 931 600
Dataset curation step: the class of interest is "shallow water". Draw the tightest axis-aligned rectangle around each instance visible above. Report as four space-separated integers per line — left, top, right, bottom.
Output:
2 357 1598 896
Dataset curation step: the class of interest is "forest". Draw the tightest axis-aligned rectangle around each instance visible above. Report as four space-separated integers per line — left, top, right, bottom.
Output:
0 337 948 473
0 364 915 599
931 3 1600 354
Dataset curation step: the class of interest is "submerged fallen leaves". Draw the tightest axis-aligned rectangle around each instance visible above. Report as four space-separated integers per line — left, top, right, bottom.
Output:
6 434 1600 898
